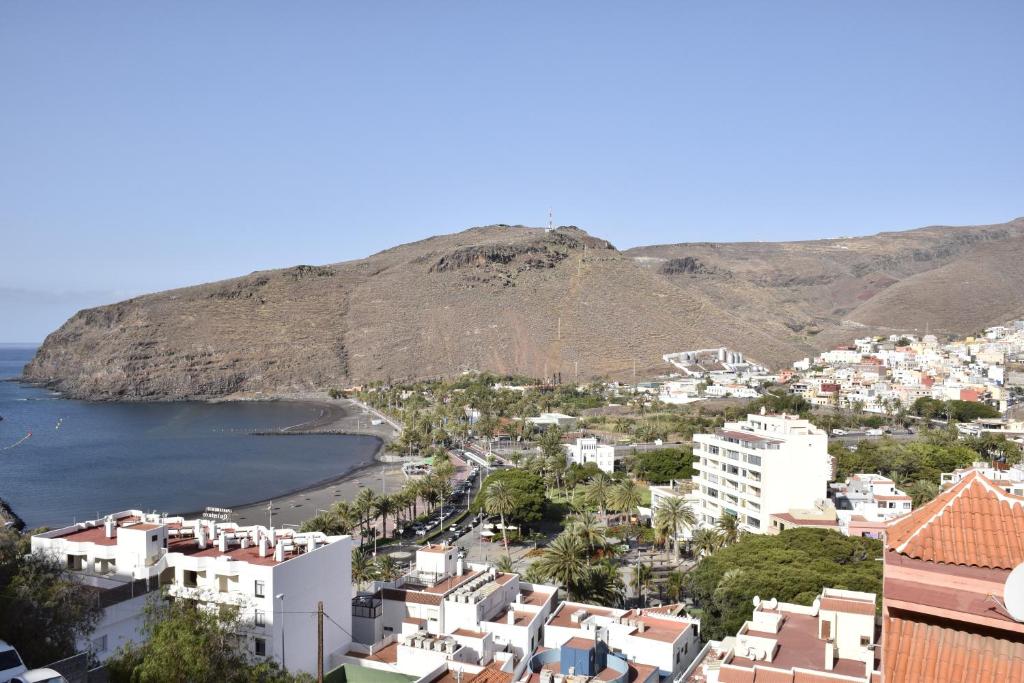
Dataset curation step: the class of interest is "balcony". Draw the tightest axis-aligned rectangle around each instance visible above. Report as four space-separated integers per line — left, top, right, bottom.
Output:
166 583 249 606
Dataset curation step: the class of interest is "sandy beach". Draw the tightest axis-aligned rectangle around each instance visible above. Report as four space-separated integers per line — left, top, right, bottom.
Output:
227 397 408 529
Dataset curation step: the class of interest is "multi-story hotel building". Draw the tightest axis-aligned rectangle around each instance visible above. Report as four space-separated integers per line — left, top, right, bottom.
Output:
31 510 352 675
691 412 831 533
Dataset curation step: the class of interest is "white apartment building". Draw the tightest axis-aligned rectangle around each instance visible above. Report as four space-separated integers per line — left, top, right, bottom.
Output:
563 437 617 474
31 510 352 675
829 474 912 538
349 544 559 680
691 412 831 533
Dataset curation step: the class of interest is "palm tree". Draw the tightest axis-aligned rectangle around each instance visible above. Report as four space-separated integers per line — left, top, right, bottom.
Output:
568 510 607 554
716 513 741 547
533 533 588 598
582 474 613 520
654 498 697 560
375 496 396 541
495 555 516 573
484 480 516 561
691 528 721 558
631 563 654 607
609 479 643 526
577 561 625 607
351 549 377 592
665 570 685 603
355 489 378 546
332 501 357 536
374 555 401 583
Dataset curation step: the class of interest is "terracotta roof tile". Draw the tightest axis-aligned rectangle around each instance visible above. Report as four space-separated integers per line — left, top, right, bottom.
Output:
883 616 1024 682
382 587 443 606
819 596 875 616
886 471 1024 569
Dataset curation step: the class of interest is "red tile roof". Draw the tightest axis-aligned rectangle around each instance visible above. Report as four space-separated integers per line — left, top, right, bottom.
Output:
883 616 1024 682
382 588 443 606
886 471 1024 569
819 596 875 616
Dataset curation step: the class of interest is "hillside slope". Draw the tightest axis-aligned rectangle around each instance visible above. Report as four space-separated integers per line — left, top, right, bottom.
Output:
24 218 1024 400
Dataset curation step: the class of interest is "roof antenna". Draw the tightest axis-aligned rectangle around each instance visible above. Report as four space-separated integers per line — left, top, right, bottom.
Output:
548 207 553 232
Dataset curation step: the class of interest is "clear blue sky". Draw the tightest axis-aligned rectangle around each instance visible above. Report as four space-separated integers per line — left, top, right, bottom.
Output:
2 2 1022 342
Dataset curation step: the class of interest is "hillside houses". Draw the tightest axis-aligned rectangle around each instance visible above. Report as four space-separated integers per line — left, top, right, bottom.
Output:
789 320 1024 415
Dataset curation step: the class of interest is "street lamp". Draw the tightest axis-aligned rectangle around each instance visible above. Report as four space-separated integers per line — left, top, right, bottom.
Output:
275 593 286 670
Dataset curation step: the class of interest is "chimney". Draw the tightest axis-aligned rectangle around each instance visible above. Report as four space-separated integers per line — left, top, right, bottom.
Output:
218 533 228 552
259 537 269 557
456 557 465 576
197 527 207 550
104 518 116 539
241 536 250 550
274 542 285 562
824 642 835 671
516 592 523 604
507 609 515 625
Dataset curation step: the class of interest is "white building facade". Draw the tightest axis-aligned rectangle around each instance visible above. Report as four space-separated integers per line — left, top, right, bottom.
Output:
32 510 352 675
692 413 831 533
563 437 617 474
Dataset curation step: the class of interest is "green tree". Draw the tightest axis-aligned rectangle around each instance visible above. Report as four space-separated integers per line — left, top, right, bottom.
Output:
0 529 103 668
581 473 613 520
533 533 588 597
107 600 310 683
474 470 548 527
686 529 882 639
351 549 377 592
374 555 402 583
484 481 516 561
608 479 644 525
716 513 742 547
631 448 695 484
654 497 697 559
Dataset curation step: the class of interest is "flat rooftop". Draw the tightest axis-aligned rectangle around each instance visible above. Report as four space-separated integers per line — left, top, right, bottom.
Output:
728 611 869 679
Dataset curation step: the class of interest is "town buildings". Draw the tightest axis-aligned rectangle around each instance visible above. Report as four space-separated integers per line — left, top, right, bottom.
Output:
31 510 352 675
540 601 702 681
789 320 1024 416
687 588 881 682
829 474 913 538
691 412 832 534
882 471 1024 680
346 544 558 681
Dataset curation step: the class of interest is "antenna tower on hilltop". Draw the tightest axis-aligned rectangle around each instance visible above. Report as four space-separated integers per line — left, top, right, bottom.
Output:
547 207 553 231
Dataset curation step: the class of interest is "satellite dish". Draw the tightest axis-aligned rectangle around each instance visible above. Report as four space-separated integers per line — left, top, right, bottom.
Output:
752 595 761 608
1004 564 1024 622
810 597 821 616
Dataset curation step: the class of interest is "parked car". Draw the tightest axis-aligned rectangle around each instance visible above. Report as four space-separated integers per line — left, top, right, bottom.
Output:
865 428 884 436
831 429 847 436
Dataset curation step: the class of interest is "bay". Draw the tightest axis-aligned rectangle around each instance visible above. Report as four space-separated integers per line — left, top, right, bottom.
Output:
0 345 379 528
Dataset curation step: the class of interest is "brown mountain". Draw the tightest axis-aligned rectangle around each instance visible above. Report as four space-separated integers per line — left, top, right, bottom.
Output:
24 218 1024 400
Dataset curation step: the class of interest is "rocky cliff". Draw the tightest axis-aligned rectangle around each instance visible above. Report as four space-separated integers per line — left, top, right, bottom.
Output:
24 219 1024 400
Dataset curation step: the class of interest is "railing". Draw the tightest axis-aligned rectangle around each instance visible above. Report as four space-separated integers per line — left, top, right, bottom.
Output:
95 576 160 608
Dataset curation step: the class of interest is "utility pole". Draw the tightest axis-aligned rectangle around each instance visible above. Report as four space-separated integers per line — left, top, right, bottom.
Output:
317 601 324 683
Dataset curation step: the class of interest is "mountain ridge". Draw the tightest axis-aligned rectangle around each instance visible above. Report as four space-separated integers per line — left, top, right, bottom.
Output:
23 217 1024 400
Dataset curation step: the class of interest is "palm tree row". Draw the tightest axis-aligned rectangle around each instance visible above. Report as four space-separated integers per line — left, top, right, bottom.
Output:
300 459 461 546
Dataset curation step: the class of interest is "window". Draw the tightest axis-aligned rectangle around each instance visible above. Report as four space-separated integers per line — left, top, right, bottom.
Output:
860 636 870 646
254 610 265 627
254 580 265 598
92 635 108 654
254 638 266 657
184 570 198 588
151 534 158 542
67 555 75 570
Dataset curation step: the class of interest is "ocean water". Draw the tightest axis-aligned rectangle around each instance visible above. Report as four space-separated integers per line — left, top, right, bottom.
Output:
0 345 380 528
